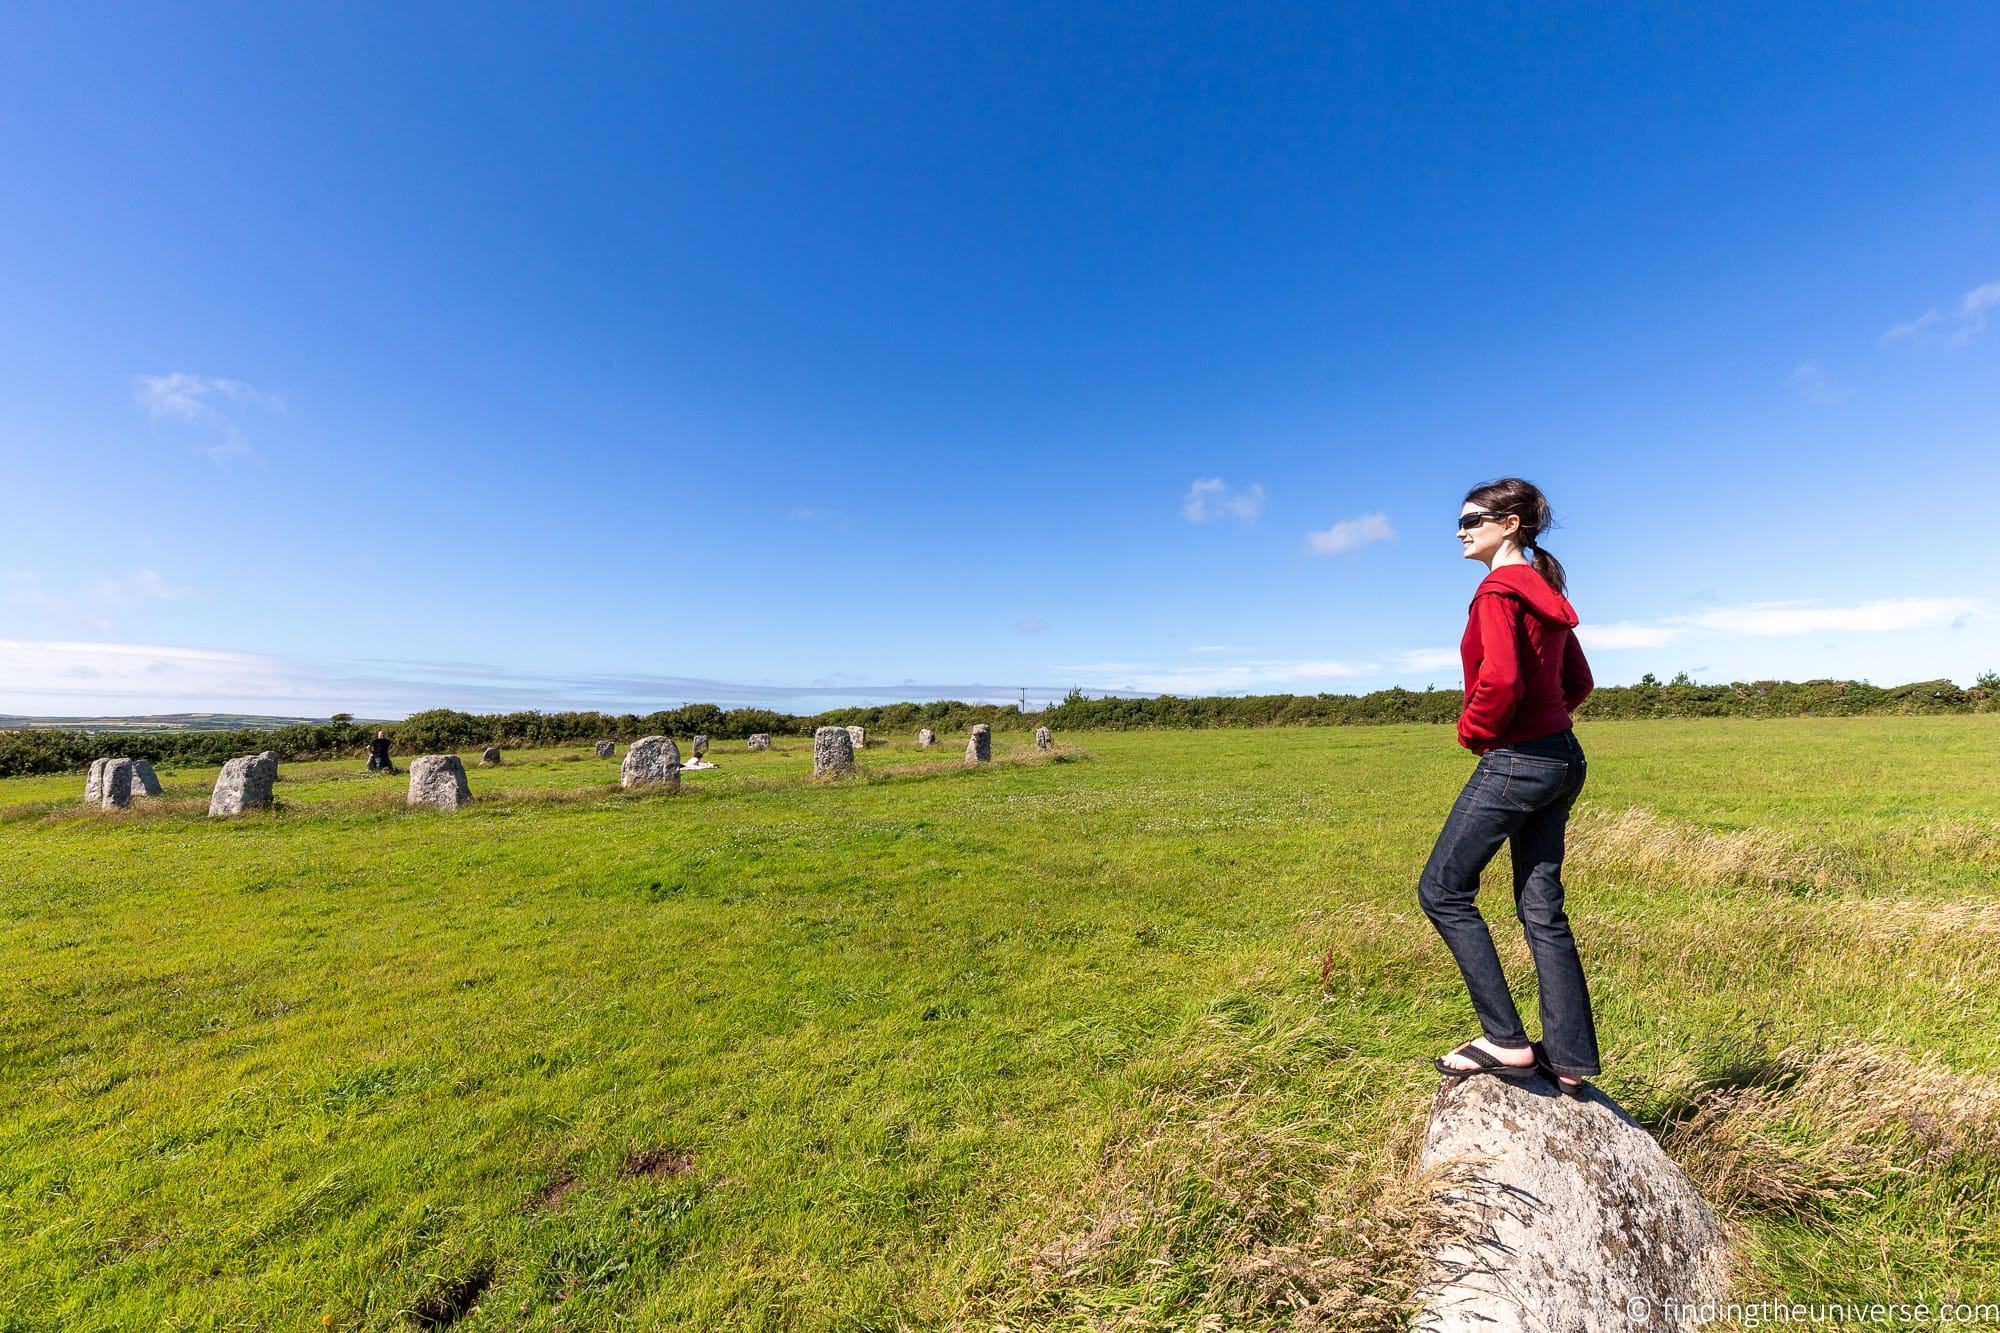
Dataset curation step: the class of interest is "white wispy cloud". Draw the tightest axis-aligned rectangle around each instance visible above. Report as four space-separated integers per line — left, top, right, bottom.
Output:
0 639 1147 717
2 571 73 612
1 640 314 713
133 373 279 462
1785 360 1851 404
1679 597 1979 636
1181 478 1266 523
1056 597 1991 696
1304 512 1396 555
1881 280 2000 347
1393 647 1462 671
95 568 190 604
133 373 271 421
1579 596 1983 651
16 594 1982 718
1052 657 1375 694
1575 622 1683 650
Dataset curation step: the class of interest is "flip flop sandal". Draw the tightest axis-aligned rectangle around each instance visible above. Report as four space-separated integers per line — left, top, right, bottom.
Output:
1530 1041 1590 1098
1434 1040 1536 1078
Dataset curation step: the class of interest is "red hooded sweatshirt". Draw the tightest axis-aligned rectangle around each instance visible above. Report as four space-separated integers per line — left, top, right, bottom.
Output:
1456 563 1593 752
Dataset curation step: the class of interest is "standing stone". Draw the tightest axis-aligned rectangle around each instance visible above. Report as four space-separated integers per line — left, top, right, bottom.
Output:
965 724 991 763
746 733 771 751
595 740 616 758
408 754 473 810
917 728 935 748
1035 726 1053 750
209 753 278 816
84 757 110 804
813 726 856 777
845 725 866 750
132 759 163 796
99 758 136 809
692 734 709 759
480 746 502 766
621 735 682 789
1412 1072 1729 1332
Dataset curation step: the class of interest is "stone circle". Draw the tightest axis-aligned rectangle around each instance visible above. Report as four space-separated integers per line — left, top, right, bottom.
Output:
813 726 856 777
965 724 991 763
408 754 473 810
621 735 682 789
99 758 136 809
209 753 278 817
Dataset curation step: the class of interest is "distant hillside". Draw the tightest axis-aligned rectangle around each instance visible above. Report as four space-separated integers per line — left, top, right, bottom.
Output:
0 712 333 735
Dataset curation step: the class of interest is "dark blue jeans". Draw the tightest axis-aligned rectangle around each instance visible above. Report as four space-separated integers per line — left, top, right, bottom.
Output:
1417 728 1601 1077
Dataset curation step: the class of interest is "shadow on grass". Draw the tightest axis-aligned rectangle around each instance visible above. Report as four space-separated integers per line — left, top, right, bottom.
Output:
1628 1027 1809 1137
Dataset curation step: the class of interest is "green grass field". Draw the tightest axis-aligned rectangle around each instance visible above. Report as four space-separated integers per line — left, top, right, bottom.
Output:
3 719 1997 1330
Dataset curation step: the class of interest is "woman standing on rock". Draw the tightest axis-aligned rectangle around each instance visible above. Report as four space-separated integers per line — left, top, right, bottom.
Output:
1421 477 1600 1096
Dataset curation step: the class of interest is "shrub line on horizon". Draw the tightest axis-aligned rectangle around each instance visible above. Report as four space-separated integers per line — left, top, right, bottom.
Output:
1 676 1994 778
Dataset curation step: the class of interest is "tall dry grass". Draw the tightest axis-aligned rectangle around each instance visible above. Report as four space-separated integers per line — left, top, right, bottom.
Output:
1657 1042 2000 1214
985 1081 1501 1332
1567 805 1859 894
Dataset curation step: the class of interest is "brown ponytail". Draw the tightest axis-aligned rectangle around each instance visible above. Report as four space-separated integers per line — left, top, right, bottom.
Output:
1464 476 1567 594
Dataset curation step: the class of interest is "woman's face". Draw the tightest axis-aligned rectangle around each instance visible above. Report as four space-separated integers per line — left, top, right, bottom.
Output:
1458 501 1520 562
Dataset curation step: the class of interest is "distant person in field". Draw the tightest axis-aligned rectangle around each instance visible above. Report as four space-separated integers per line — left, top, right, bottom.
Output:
1422 476 1599 1096
366 730 394 773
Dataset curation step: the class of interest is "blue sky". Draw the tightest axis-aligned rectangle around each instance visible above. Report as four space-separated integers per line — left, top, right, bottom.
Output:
2 4 1996 717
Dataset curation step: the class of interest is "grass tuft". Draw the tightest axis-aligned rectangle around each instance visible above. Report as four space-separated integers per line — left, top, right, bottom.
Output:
1656 1041 2000 1215
409 1267 495 1329
1569 805 1858 895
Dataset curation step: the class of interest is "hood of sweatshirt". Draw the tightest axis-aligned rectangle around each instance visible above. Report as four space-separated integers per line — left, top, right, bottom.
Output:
1475 563 1579 628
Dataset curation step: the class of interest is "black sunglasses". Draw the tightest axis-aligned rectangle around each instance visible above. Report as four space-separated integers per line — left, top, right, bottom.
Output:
1457 510 1509 531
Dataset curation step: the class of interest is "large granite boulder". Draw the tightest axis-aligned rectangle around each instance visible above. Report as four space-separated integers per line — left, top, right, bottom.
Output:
480 746 502 766
595 740 616 758
209 753 278 816
408 754 472 810
98 758 136 809
132 759 163 796
621 735 681 789
84 758 109 804
917 727 935 749
1412 1071 1729 1332
965 724 991 763
746 733 771 752
845 724 866 750
691 734 709 759
813 726 855 777
1035 726 1053 751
